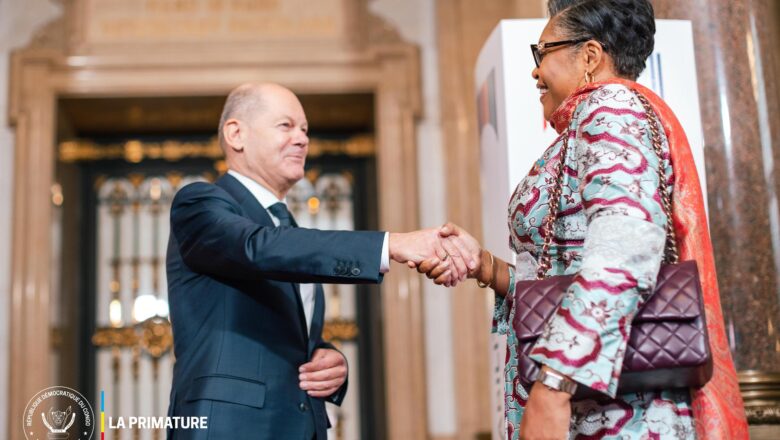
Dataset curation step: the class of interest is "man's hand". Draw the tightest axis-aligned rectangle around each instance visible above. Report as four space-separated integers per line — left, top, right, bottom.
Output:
439 222 482 277
416 223 483 286
299 348 348 398
389 228 477 284
519 379 572 440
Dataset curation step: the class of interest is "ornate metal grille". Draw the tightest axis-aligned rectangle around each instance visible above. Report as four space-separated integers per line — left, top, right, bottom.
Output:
91 170 362 439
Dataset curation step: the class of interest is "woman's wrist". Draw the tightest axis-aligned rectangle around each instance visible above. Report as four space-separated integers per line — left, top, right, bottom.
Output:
475 250 495 286
474 251 513 296
536 366 576 399
532 378 573 404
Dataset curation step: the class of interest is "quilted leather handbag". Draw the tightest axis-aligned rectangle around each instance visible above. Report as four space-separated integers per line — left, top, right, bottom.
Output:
512 91 713 399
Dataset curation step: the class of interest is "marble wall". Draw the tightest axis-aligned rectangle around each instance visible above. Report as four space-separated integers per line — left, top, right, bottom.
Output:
653 0 780 379
652 0 780 430
0 0 62 431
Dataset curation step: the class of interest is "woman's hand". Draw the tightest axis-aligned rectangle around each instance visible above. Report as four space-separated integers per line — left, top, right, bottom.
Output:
415 223 483 286
519 380 572 440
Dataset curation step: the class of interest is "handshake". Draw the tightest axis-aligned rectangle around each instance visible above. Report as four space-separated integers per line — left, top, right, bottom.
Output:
388 223 486 287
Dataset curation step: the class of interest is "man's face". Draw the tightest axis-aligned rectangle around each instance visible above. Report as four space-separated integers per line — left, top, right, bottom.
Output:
242 88 309 196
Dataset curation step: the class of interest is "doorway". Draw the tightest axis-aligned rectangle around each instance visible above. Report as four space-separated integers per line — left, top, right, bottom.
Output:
53 93 386 440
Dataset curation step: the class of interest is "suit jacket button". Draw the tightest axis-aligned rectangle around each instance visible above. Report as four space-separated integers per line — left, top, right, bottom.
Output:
299 402 308 412
351 268 361 276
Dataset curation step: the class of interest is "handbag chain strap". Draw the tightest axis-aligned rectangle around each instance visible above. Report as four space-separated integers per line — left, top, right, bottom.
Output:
536 90 679 280
635 93 679 265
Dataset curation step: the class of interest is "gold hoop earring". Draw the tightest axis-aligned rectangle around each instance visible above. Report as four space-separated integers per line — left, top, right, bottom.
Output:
585 71 594 84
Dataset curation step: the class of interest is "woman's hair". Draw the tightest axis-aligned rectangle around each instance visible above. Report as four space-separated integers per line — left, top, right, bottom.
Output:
547 0 655 79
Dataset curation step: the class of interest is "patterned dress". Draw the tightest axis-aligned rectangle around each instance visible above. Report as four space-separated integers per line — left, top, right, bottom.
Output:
494 84 696 439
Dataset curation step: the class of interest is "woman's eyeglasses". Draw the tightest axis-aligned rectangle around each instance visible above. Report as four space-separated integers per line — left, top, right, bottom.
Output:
530 38 592 67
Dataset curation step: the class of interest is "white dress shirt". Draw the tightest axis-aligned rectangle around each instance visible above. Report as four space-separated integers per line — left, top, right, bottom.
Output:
228 170 389 334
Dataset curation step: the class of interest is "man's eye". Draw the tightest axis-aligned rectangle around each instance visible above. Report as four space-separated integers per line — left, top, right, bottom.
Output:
279 122 291 128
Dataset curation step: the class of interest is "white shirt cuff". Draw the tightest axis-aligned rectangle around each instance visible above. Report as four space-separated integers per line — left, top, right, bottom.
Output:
380 232 390 273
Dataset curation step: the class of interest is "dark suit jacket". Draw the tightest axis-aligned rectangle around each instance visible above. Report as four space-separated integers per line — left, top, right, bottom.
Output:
166 174 384 439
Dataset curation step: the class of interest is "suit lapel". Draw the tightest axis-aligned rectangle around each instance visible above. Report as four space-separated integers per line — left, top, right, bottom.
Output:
216 174 273 225
309 284 326 355
292 287 308 347
216 174 310 347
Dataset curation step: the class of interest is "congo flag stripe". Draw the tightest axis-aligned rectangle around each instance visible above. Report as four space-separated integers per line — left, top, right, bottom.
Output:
101 390 105 440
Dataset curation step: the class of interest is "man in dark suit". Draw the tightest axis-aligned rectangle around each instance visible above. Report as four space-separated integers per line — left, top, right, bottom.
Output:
165 83 476 439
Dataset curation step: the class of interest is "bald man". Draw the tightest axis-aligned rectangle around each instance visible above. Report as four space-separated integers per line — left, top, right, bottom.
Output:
165 83 475 439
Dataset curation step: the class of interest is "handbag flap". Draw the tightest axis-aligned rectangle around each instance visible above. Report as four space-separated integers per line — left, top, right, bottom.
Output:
513 260 702 342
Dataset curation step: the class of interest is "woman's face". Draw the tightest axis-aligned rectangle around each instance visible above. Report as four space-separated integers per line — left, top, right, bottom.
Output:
533 18 588 120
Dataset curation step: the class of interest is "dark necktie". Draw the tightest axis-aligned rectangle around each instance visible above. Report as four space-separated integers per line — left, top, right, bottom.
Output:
268 202 297 227
267 202 306 330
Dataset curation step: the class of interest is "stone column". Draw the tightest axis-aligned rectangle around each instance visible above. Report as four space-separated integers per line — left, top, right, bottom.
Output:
653 0 780 427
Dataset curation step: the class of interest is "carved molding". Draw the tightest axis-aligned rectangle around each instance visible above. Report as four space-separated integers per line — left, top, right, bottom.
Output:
367 11 404 46
746 406 780 424
46 0 412 54
58 134 375 163
739 370 780 424
28 15 66 50
323 318 359 343
92 317 173 359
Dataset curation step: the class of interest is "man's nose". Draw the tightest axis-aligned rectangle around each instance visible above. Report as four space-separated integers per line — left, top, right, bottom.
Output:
293 129 309 147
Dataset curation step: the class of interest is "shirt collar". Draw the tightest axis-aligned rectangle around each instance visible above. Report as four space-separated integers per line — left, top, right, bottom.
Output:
227 169 286 209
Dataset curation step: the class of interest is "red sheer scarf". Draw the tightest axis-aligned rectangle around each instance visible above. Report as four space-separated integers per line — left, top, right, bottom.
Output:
549 79 749 440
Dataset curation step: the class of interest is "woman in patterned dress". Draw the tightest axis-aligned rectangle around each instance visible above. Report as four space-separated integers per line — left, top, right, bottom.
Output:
418 0 748 438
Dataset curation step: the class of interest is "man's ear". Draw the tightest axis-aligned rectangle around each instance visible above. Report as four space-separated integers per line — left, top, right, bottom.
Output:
223 119 245 152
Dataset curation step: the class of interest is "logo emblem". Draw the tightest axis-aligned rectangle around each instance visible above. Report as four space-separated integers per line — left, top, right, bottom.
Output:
24 386 95 440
